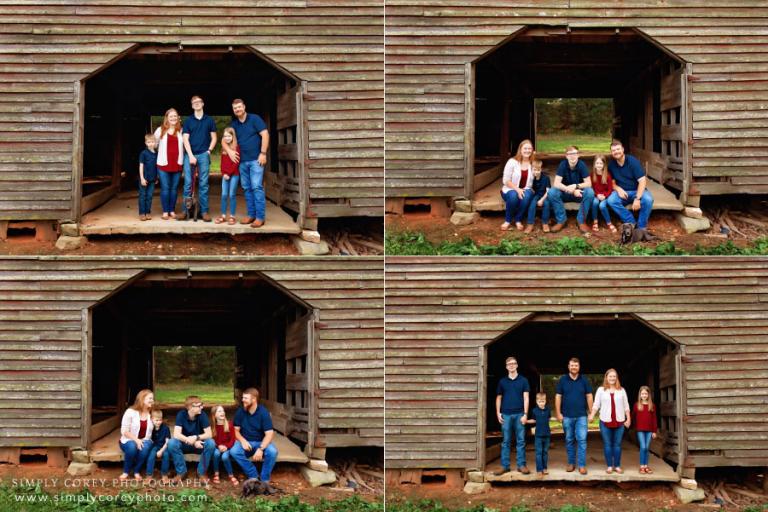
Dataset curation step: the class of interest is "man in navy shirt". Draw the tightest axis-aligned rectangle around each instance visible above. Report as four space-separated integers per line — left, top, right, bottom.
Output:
547 146 595 233
229 387 279 485
555 358 594 474
494 356 531 475
167 395 216 484
179 96 217 222
606 139 655 233
223 99 270 228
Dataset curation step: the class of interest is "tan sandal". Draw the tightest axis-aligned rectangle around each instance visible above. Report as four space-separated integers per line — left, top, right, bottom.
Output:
212 474 220 484
229 475 239 486
227 216 236 225
592 221 599 232
608 223 617 233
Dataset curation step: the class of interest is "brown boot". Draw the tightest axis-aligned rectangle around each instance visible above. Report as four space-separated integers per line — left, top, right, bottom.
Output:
524 224 534 234
551 222 565 233
175 212 187 221
202 213 212 222
240 217 255 225
251 219 264 228
578 223 590 233
578 467 588 475
517 466 531 475
565 464 575 472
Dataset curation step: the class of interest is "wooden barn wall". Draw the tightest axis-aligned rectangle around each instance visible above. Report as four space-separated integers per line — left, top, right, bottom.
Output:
385 1 768 198
0 1 383 221
0 256 383 449
385 257 768 469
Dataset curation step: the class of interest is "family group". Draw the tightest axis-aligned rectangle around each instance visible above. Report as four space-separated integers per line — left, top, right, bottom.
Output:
117 388 278 490
495 357 658 477
137 96 269 227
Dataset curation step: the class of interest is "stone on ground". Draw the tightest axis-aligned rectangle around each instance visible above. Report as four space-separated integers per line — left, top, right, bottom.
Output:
307 459 329 472
67 462 96 476
453 199 473 213
450 212 479 226
467 471 485 483
673 484 706 504
463 481 490 494
300 230 322 244
676 213 710 234
55 235 86 251
60 223 80 237
292 236 330 255
300 466 337 487
70 450 90 464
679 478 698 490
683 207 704 219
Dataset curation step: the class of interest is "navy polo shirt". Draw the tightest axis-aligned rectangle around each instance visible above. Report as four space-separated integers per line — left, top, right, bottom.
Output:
139 149 158 182
231 114 268 162
174 409 210 437
233 404 273 442
531 406 551 437
532 174 551 200
556 374 593 418
496 374 530 415
608 154 645 192
182 114 217 155
556 159 590 187
151 423 171 449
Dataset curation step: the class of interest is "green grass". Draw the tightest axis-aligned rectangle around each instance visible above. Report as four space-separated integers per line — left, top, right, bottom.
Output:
536 133 612 154
153 382 235 406
385 232 768 256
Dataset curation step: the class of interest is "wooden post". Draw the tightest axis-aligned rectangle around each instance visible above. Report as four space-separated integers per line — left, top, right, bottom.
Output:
72 80 85 222
46 448 68 468
464 62 475 198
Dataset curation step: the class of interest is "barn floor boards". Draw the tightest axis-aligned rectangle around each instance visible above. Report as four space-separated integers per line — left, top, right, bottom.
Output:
90 426 308 464
81 192 301 236
473 177 683 214
485 434 678 483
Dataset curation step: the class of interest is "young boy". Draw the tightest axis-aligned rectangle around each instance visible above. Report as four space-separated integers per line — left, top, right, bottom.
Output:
145 409 171 483
526 392 552 476
526 159 552 233
138 134 158 221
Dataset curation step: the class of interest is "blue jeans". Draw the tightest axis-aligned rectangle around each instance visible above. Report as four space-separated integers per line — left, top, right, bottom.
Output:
606 189 654 228
562 416 588 468
212 448 234 476
548 187 595 225
239 160 265 221
119 440 152 475
500 189 534 224
183 152 210 214
637 431 652 466
229 440 278 481
145 446 170 476
599 422 625 468
590 197 612 225
500 412 526 470
138 181 155 215
526 196 551 225
166 438 215 477
535 436 550 472
158 170 181 214
220 175 240 216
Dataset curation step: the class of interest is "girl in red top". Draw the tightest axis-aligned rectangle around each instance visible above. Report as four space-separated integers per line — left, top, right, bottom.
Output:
216 127 240 225
210 405 238 485
633 386 658 474
590 155 616 233
154 108 184 220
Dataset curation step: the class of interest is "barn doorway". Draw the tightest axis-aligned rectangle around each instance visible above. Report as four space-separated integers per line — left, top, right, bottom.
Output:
86 271 314 464
471 27 690 212
482 313 682 482
78 45 306 234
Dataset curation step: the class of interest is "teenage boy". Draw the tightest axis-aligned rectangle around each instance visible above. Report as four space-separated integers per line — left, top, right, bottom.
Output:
167 395 216 483
548 146 595 233
178 95 217 222
494 356 531 475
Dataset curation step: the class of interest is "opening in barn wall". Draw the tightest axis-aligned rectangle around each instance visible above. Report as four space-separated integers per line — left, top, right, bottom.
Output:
88 271 316 460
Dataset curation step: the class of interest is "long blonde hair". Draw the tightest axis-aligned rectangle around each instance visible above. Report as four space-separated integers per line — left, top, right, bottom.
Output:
222 127 238 150
160 108 180 138
637 385 655 412
602 368 622 390
591 155 609 185
130 389 154 413
513 139 536 165
210 404 230 433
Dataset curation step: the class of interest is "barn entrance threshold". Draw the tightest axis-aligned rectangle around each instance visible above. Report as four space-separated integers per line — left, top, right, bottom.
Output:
81 191 301 236
484 432 678 483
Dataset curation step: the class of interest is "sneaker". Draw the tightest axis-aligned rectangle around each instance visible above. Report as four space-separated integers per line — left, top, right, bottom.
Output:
517 466 530 475
176 212 187 221
202 213 212 222
565 464 575 472
500 222 511 231
524 224 534 234
492 468 510 476
542 469 549 475
542 224 551 233
240 217 255 225
551 223 565 233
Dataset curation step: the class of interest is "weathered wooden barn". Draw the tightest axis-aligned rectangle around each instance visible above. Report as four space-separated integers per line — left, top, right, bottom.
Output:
0 1 383 237
385 2 768 212
385 257 768 481
0 256 383 464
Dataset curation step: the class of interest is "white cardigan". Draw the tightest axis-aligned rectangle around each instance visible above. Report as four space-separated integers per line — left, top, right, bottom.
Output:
501 158 534 193
119 408 153 445
153 127 184 167
592 387 630 423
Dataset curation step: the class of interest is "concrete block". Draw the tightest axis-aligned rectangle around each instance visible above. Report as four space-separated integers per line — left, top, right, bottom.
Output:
450 212 480 226
679 478 698 490
292 237 330 256
307 459 329 472
67 462 97 476
70 450 90 464
453 199 473 213
300 230 321 244
467 471 485 483
683 207 704 219
55 235 86 251
300 466 337 487
60 223 80 237
676 213 710 234
673 484 706 504
463 481 490 494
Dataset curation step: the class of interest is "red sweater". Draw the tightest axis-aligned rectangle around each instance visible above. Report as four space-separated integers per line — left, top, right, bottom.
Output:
221 149 240 177
592 173 613 198
633 403 658 433
213 423 236 449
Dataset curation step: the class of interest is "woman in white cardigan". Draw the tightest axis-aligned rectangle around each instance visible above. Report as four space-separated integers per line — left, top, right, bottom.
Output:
589 369 631 474
500 139 536 231
119 388 155 481
154 108 184 219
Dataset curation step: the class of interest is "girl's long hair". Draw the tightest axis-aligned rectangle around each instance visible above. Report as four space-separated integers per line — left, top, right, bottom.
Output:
160 108 180 138
131 389 154 413
637 385 655 412
602 368 622 390
223 127 238 150
210 404 230 433
591 154 609 185
513 139 536 164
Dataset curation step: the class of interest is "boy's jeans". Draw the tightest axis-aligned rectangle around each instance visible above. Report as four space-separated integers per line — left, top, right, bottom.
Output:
562 416 588 468
500 413 526 470
138 181 155 215
534 436 550 472
526 196 551 225
183 152 210 214
548 187 595 225
146 446 170 475
167 438 215 477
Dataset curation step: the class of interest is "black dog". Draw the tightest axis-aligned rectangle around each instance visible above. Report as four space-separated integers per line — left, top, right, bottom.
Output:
620 222 659 244
183 163 199 222
241 478 279 498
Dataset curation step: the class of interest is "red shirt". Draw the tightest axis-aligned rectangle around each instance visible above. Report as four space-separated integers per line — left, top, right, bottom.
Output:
520 168 529 188
137 419 148 439
213 423 236 449
602 392 622 428
633 403 658 433
592 173 613 198
158 133 181 172
221 149 240 177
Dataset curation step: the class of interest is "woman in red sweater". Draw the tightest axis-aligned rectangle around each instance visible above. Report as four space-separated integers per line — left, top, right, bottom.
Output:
633 386 658 474
210 405 239 485
589 155 616 233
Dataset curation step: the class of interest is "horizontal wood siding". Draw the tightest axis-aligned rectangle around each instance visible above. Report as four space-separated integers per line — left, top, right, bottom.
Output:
385 1 768 198
0 2 383 220
0 256 383 449
385 257 768 469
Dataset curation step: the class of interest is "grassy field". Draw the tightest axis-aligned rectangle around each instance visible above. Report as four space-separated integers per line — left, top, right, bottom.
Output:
536 133 611 154
153 382 235 406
